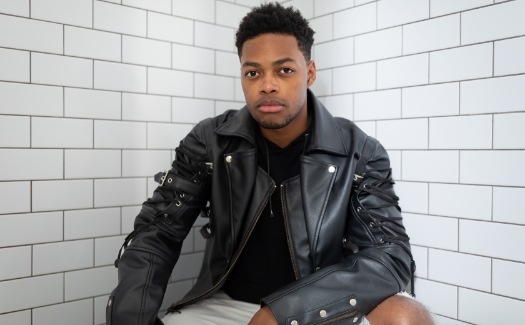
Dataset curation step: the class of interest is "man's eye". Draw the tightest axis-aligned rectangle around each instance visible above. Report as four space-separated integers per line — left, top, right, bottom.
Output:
245 71 258 77
279 68 294 74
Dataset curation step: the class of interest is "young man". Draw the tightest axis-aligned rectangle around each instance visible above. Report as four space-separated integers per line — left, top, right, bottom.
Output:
108 3 434 325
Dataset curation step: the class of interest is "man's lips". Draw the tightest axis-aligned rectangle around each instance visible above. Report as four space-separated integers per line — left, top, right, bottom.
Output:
257 99 284 113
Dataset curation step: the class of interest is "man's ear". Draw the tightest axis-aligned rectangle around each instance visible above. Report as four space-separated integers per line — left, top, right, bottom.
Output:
307 60 316 88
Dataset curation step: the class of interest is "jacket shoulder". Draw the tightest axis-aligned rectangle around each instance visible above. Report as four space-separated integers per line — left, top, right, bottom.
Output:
333 116 372 148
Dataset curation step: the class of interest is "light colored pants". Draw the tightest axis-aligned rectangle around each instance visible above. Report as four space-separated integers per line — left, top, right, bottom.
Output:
161 291 375 325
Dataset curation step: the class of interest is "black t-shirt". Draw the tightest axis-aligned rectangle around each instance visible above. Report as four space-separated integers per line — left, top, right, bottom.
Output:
222 123 312 304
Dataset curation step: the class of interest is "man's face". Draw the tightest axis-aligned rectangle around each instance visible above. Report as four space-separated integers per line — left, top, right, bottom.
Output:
240 34 316 129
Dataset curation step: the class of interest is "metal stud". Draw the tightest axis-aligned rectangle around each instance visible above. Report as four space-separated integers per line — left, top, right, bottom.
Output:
316 266 320 271
175 201 181 206
370 222 374 227
320 310 327 318
207 227 211 234
291 321 298 325
380 238 385 243
164 214 168 218
167 178 172 183
108 299 112 307
328 166 335 173
179 193 185 198
353 317 359 323
357 207 361 212
350 298 357 306
226 156 233 163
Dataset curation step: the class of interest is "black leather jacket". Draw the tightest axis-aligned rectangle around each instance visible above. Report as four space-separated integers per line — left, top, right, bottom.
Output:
107 89 413 325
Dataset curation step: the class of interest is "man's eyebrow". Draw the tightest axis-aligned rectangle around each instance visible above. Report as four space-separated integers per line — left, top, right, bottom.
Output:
241 57 297 68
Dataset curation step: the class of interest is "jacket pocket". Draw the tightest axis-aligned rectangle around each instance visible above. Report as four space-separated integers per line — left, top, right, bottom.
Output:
286 295 358 325
106 296 115 325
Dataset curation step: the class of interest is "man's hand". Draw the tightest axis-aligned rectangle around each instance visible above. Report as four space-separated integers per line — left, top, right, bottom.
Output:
248 306 278 325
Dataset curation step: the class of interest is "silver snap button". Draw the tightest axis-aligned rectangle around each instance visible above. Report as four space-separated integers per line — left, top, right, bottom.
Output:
226 155 232 163
175 201 181 206
350 298 357 306
328 166 335 173
164 214 168 218
320 310 327 318
207 227 211 234
353 317 359 323
291 321 298 325
167 178 172 183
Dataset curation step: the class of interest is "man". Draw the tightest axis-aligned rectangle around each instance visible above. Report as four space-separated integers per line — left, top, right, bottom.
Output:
108 3 434 325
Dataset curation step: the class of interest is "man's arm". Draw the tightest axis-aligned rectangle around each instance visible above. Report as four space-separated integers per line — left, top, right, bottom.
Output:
260 140 413 325
107 122 212 325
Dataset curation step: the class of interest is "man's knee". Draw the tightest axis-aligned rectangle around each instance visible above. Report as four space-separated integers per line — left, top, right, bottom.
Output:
366 294 434 325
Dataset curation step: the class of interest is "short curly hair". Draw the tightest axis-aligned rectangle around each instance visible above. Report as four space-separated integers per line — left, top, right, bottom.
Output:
235 2 315 62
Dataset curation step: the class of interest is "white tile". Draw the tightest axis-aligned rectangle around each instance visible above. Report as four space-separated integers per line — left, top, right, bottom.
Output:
458 288 525 324
429 115 492 149
333 3 376 39
430 43 493 83
430 0 492 17
402 150 459 183
376 118 428 149
33 239 93 275
403 14 460 55
0 212 62 247
121 205 141 234
147 123 194 149
0 14 63 54
148 12 193 45
215 101 244 115
429 183 492 221
65 266 117 301
32 180 93 212
216 51 241 77
160 280 193 310
460 151 525 187
461 75 525 115
94 295 109 325
354 89 401 121
148 68 194 97
0 311 31 325
394 181 428 214
123 0 171 13
429 249 491 291
314 37 353 69
402 213 458 250
65 208 121 240
172 252 204 281
493 187 525 225
314 0 354 16
494 113 525 149
172 44 214 74
494 36 525 76
354 0 375 4
377 54 428 89
386 150 400 180
377 0 429 29
31 53 93 88
0 82 62 117
354 121 375 137
309 69 332 96
0 274 63 314
0 0 29 17
333 62 375 94
95 235 126 266
122 36 171 68
172 0 215 23
234 78 244 102
283 0 314 19
460 219 525 262
0 115 30 147
0 181 30 215
94 120 147 149
411 245 428 278
122 93 171 122
32 117 93 148
236 0 261 6
355 27 402 63
33 299 93 325
216 1 250 28
122 150 171 177
0 47 29 82
195 74 234 100
493 259 525 301
0 246 31 281
65 88 121 120
317 94 353 120
65 150 121 179
434 316 470 325
461 0 525 46
195 22 235 52
402 82 459 118
0 149 63 181
94 0 146 37
95 61 147 93
309 15 332 44
414 278 457 318
95 178 147 207
172 97 215 123
31 0 92 28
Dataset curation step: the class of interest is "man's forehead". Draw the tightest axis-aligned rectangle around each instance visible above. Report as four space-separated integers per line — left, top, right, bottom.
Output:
240 34 303 64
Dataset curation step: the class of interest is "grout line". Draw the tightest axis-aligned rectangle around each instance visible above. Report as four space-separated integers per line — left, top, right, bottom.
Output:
492 42 495 77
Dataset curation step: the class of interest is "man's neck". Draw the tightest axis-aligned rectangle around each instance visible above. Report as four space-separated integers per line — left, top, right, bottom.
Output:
259 104 309 148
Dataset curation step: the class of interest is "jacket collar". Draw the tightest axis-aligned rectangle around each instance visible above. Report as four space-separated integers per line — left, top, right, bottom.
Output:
214 89 349 156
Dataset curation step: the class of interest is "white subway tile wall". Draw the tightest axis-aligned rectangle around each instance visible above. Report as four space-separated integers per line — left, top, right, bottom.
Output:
0 1 524 324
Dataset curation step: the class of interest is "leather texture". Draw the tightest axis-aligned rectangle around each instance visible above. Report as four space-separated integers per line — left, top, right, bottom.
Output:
108 89 412 325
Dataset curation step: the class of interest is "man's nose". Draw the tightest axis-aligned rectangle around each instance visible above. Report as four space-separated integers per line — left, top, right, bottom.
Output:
259 75 279 94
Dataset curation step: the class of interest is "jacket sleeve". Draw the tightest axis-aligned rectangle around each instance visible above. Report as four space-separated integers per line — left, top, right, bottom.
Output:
261 140 413 325
107 122 212 325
